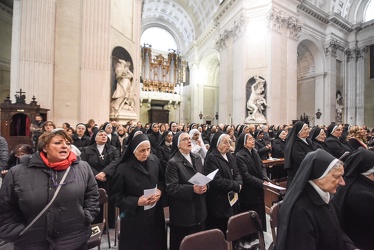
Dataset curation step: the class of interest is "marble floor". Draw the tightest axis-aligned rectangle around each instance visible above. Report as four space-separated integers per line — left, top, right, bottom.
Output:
99 214 274 250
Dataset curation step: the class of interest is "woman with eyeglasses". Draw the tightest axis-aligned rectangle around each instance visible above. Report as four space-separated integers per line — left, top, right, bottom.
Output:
324 124 354 160
80 130 121 228
166 131 207 250
0 129 100 249
204 131 242 235
284 121 316 186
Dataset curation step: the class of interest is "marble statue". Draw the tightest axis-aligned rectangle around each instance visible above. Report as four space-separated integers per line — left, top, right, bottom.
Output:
336 91 343 123
111 59 135 116
245 76 268 123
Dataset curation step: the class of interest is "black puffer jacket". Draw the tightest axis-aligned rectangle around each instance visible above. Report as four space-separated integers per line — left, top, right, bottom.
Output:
0 153 100 250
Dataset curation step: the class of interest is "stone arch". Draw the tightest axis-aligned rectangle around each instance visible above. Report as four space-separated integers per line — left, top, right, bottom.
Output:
198 49 220 122
297 36 326 126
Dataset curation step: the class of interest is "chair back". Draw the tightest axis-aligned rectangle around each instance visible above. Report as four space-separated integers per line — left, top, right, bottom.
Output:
226 211 265 250
180 229 229 250
269 200 282 248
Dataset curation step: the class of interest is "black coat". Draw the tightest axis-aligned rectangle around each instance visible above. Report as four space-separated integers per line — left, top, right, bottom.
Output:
204 149 242 219
0 153 99 250
255 138 270 160
334 175 374 250
287 137 316 182
272 138 285 158
325 135 353 159
312 139 326 150
283 184 355 250
107 133 122 152
72 133 91 150
347 138 367 151
148 132 162 154
112 154 166 250
236 148 269 230
166 151 207 227
156 144 172 174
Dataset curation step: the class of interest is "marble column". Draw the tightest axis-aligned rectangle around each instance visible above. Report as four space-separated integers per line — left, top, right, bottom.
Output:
355 47 367 125
314 73 327 126
345 48 356 124
11 0 55 115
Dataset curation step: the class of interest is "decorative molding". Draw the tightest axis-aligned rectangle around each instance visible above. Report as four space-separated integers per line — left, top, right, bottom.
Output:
0 2 12 16
325 39 345 56
267 7 302 39
214 0 238 23
216 14 246 50
345 46 369 62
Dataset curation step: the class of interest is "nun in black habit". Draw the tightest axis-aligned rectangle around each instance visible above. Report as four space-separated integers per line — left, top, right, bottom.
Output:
277 149 356 250
165 131 207 250
333 148 374 250
284 121 316 185
324 124 353 159
235 133 270 235
147 123 162 154
309 126 327 150
204 131 242 235
111 134 166 250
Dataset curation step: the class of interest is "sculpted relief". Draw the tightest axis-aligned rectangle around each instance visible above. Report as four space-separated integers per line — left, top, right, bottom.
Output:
245 76 268 123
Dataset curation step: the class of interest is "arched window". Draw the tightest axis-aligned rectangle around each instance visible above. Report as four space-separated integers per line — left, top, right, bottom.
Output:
140 27 178 52
364 0 374 22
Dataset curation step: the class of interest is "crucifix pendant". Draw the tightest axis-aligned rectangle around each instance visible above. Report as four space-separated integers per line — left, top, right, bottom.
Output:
99 154 105 160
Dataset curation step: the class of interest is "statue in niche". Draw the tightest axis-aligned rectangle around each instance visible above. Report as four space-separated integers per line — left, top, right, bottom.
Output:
111 59 135 116
336 90 343 123
245 76 268 123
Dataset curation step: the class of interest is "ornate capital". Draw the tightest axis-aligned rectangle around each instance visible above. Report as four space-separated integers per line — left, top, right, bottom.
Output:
287 16 302 39
267 7 288 32
216 14 246 50
325 39 345 56
345 46 368 62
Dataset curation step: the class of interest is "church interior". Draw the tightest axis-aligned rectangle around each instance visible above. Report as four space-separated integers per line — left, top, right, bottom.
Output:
0 0 374 128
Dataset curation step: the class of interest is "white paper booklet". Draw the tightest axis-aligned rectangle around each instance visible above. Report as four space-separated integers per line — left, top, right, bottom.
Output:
188 169 219 186
144 185 157 210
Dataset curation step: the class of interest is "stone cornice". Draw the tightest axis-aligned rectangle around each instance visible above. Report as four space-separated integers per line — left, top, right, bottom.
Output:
329 14 353 33
213 0 238 23
216 14 246 50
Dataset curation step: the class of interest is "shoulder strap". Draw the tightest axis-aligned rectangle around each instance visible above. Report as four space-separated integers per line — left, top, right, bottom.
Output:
18 166 71 236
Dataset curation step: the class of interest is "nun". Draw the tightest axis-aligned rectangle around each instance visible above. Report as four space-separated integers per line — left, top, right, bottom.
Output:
165 131 207 250
277 149 356 250
80 129 121 227
324 124 353 159
204 131 242 235
284 121 316 185
189 128 208 164
235 133 270 243
309 126 327 150
111 134 166 250
147 123 162 154
272 130 287 158
333 148 374 250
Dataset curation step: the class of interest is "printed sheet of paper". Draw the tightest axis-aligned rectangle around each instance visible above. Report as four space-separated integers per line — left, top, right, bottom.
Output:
264 182 286 191
144 185 157 210
188 169 219 186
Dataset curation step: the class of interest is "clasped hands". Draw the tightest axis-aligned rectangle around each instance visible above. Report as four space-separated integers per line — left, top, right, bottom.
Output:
138 189 162 206
193 184 207 195
95 172 107 182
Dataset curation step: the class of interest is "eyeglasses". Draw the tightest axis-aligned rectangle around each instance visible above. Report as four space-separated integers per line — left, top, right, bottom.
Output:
222 140 232 145
50 167 76 187
181 137 191 142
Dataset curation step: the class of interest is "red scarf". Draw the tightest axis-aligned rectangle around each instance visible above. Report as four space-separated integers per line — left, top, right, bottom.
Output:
40 151 77 170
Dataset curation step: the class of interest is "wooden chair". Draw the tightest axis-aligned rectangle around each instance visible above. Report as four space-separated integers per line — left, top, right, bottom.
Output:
87 188 111 250
180 229 229 250
226 211 266 250
114 207 120 247
269 201 282 249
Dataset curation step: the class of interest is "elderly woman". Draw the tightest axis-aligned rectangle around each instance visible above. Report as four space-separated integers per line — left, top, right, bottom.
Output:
189 128 208 164
324 124 353 159
254 130 272 160
204 131 242 235
166 131 207 250
0 129 99 249
147 123 162 154
284 121 316 185
102 122 121 152
272 130 287 158
333 148 374 250
80 130 120 228
112 134 166 250
309 126 327 150
235 133 270 245
277 149 356 250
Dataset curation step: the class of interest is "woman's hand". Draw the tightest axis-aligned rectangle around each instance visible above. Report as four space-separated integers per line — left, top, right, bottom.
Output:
193 185 207 194
138 189 162 206
95 172 107 182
